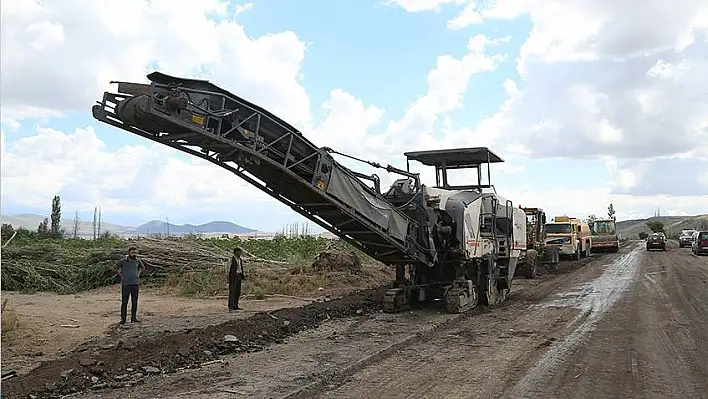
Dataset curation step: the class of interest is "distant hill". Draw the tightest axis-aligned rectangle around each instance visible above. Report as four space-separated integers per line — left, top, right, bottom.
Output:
616 214 708 239
0 213 132 236
134 220 256 235
0 213 256 237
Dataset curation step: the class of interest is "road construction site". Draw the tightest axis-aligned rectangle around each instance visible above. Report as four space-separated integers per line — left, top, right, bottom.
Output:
5 239 707 399
5 73 708 399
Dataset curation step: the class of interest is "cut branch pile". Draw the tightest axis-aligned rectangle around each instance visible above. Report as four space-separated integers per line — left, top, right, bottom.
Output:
0 238 236 294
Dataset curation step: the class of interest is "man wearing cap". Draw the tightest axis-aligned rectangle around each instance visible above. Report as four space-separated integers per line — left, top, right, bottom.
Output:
227 247 246 311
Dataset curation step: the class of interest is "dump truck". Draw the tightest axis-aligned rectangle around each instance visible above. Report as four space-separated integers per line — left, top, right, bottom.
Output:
544 216 592 260
91 72 528 314
590 218 619 253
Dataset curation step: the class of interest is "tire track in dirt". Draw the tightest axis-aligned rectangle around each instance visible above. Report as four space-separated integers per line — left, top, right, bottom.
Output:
501 242 644 399
296 248 631 399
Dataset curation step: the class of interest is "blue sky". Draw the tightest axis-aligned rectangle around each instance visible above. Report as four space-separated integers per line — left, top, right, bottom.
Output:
1 0 706 231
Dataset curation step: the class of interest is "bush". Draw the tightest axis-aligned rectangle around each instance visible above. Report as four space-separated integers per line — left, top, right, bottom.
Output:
638 232 649 239
1 223 15 242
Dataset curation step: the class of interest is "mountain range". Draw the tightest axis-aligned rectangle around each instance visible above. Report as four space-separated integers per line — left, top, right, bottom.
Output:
615 214 708 238
4 212 706 240
0 213 257 237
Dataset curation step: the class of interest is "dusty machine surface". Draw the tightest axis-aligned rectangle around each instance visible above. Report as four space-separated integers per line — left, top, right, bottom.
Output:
515 206 547 278
544 216 592 260
91 72 525 314
590 218 619 253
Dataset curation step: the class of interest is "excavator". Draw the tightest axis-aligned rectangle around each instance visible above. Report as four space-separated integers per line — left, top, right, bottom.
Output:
91 72 527 314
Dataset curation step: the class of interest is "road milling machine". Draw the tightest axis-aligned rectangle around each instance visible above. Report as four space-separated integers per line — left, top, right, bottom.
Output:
91 72 527 314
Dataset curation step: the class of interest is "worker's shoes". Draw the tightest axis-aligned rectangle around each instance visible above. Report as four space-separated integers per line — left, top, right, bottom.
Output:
119 319 126 325
131 318 140 323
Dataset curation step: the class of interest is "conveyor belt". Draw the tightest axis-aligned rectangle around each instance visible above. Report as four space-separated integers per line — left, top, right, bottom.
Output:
92 72 436 267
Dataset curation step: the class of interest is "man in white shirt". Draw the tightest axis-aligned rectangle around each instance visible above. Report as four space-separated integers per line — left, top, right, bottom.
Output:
227 247 246 311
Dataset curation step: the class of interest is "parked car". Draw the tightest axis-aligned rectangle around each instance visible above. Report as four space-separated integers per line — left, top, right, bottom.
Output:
679 229 696 248
692 230 708 255
646 233 666 251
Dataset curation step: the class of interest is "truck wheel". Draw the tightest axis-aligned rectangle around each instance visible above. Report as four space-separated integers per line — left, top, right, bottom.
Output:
525 249 538 279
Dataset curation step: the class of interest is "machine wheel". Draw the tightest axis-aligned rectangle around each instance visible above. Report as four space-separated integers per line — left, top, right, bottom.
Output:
525 249 538 279
610 245 619 253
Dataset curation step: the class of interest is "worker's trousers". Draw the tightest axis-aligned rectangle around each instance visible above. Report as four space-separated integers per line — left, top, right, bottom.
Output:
228 274 243 310
121 284 139 321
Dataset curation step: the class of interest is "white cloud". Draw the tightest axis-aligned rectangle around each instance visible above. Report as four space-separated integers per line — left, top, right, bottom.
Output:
234 2 253 15
370 35 507 159
385 0 466 13
0 126 278 215
0 0 311 129
390 0 708 200
3 0 707 228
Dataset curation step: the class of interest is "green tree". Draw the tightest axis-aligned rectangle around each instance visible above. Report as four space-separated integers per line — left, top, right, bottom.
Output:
638 232 649 239
1 223 15 242
646 220 664 233
37 218 49 236
50 195 62 237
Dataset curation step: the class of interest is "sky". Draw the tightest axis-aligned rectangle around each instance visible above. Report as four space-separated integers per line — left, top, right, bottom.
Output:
1 0 707 233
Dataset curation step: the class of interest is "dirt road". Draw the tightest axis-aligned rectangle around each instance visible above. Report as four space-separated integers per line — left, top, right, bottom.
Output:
6 241 708 399
519 240 708 399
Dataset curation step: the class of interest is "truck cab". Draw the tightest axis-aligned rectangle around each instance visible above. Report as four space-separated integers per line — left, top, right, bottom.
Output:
544 216 592 260
590 218 619 253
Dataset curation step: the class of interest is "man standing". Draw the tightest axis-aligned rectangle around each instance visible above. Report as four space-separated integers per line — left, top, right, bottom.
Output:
114 246 146 324
228 247 246 311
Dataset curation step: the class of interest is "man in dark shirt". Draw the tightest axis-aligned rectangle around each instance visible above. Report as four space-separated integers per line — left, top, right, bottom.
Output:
228 247 246 311
114 246 146 324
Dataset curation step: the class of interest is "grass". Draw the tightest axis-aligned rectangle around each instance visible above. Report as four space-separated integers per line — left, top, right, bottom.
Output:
0 235 394 298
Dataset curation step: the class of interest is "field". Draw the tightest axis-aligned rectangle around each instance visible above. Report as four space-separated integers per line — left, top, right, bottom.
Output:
0 234 393 376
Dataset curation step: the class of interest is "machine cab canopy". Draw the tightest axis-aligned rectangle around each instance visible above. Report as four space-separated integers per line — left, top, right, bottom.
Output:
404 147 504 191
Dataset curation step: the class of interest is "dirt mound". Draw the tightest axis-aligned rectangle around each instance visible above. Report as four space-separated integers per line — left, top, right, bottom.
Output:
311 248 362 273
2 287 387 399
